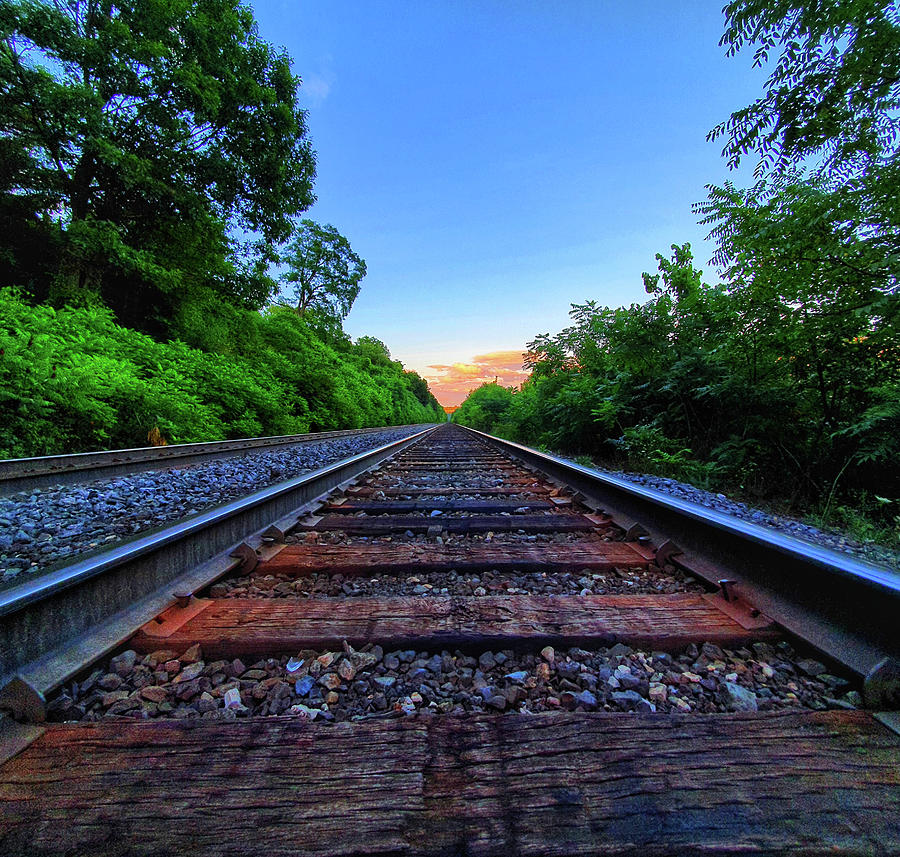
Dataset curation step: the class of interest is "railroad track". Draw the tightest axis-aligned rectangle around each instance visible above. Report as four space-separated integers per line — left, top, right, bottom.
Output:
1 424 898 855
0 423 426 496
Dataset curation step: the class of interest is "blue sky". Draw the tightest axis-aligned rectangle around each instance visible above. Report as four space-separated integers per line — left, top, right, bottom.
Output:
250 1 763 404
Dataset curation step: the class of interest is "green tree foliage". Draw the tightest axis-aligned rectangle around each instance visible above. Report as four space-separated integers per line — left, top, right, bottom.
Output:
705 1 900 322
711 0 900 178
279 220 366 327
451 383 516 435
453 244 900 527
456 3 900 543
0 1 444 453
0 0 315 330
354 336 393 367
701 0 900 512
0 289 443 457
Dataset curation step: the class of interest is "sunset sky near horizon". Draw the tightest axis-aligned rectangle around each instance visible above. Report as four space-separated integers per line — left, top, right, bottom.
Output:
250 2 761 406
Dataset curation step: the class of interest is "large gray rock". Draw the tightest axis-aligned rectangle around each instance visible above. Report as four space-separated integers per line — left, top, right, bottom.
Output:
721 681 758 712
611 690 644 710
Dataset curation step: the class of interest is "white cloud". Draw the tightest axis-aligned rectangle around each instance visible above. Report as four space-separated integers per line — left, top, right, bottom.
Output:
300 71 334 107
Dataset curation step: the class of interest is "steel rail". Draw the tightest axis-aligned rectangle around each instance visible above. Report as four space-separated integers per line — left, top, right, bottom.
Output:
462 426 900 679
0 426 437 697
0 424 431 496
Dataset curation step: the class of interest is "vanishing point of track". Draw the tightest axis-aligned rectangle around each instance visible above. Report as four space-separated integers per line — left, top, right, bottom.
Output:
1 423 898 855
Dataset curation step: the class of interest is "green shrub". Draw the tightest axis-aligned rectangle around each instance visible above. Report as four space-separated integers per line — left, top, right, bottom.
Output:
614 424 721 487
0 289 442 457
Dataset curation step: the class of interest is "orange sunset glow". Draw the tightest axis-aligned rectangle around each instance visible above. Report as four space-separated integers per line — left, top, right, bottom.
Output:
424 350 530 407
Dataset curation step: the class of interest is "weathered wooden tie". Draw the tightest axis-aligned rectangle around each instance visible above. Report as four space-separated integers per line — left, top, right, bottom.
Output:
363 475 547 487
2 712 898 856
321 498 554 513
348 485 553 497
130 593 776 656
306 513 602 535
261 541 654 576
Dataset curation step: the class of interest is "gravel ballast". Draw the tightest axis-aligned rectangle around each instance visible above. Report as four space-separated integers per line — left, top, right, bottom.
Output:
216 558 704 599
559 458 899 570
47 639 860 724
0 427 426 583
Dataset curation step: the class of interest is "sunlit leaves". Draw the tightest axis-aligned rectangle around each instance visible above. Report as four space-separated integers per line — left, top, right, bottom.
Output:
279 220 367 324
0 289 442 456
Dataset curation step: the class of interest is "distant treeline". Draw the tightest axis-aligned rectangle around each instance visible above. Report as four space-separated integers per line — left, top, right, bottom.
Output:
0 0 442 455
456 1 900 545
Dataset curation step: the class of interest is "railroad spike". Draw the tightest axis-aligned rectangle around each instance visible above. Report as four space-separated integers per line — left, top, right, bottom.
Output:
172 590 194 609
624 523 649 541
864 657 900 710
655 539 683 566
261 525 286 543
717 579 737 603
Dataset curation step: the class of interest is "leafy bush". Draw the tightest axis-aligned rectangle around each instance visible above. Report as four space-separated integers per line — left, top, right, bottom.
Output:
614 425 721 488
0 289 442 457
453 242 899 527
451 383 515 434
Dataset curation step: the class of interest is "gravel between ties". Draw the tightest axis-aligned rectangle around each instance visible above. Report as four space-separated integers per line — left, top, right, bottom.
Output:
47 639 861 724
216 560 705 599
0 427 425 583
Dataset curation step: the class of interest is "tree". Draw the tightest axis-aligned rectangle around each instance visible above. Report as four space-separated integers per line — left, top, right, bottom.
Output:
355 335 392 367
452 382 515 434
403 370 438 409
697 179 900 465
702 1 900 471
710 0 900 179
279 219 367 323
0 0 315 319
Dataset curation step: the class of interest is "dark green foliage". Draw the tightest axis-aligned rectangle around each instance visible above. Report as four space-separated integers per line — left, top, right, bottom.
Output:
453 244 899 539
455 1 900 546
0 1 443 456
706 0 900 360
451 383 516 436
0 289 442 457
1 0 315 329
712 0 900 178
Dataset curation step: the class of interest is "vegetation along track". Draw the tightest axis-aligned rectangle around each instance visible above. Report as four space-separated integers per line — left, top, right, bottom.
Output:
1 424 899 855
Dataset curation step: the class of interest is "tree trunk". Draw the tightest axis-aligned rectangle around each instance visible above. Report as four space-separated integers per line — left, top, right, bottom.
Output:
51 150 100 305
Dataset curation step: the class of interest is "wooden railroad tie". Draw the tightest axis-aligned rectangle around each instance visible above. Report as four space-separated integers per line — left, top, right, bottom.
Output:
131 593 778 658
1 712 898 855
260 541 654 575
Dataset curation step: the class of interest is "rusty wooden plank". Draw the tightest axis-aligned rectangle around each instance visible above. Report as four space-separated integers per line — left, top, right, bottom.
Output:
349 486 553 497
129 594 775 657
392 456 510 463
385 461 524 469
307 513 598 535
262 542 653 576
421 711 900 856
321 499 554 513
384 471 526 479
363 477 548 489
1 712 898 856
0 717 428 857
389 457 517 464
393 462 510 467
